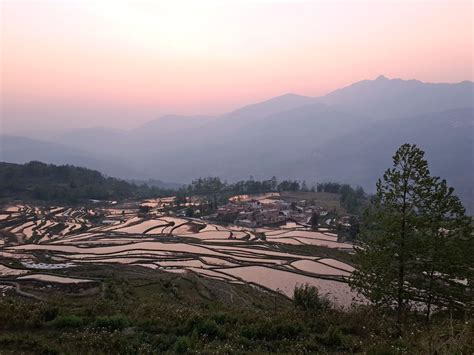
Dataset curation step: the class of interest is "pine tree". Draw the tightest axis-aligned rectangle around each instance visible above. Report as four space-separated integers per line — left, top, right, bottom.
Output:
415 177 473 319
351 143 473 328
350 144 433 327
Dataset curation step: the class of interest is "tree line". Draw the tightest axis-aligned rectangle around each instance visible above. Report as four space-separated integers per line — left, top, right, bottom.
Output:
181 176 299 195
0 162 367 214
317 182 367 214
0 161 173 203
179 177 367 214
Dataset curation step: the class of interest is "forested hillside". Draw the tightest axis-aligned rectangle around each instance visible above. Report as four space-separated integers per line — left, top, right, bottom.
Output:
0 161 171 203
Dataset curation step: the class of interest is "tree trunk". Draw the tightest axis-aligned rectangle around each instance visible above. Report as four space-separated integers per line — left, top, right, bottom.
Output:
396 178 409 330
426 269 435 321
426 220 439 322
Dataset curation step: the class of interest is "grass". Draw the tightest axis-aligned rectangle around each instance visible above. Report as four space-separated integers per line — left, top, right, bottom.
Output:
0 268 471 354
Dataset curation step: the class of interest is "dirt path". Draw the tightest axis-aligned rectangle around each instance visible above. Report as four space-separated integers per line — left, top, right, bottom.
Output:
0 280 45 301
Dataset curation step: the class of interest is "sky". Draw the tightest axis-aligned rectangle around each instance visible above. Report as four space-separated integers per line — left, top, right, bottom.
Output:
1 0 472 133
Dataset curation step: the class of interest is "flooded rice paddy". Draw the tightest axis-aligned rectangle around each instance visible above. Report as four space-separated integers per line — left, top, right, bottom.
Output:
0 202 359 307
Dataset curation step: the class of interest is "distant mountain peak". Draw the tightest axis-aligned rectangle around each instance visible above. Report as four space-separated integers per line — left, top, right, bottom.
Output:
275 92 308 99
375 75 389 81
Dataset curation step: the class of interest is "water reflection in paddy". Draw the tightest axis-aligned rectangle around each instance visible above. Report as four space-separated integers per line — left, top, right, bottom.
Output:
115 219 169 234
182 230 231 240
0 264 28 276
19 274 93 284
317 258 355 272
9 242 231 258
291 259 351 276
219 266 358 308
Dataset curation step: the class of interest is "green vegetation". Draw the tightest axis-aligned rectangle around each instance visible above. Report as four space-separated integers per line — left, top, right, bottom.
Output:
183 178 367 208
0 273 471 354
293 284 331 311
182 176 301 196
351 144 473 330
0 161 173 203
316 182 367 214
177 176 306 210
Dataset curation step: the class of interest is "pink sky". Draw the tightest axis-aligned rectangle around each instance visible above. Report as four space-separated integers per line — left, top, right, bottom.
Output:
1 0 473 132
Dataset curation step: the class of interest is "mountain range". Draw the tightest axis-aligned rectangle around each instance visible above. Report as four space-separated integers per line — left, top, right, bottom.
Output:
1 75 473 210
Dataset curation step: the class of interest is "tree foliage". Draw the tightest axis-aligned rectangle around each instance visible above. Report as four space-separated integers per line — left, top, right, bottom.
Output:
182 176 304 196
293 284 330 311
317 182 366 214
350 144 473 327
0 161 172 203
415 177 473 318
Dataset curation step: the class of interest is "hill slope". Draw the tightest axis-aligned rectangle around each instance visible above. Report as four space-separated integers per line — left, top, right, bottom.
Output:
0 161 168 203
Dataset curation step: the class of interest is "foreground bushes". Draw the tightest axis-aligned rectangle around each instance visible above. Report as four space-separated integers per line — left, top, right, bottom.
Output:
293 283 331 311
0 282 471 354
51 315 85 329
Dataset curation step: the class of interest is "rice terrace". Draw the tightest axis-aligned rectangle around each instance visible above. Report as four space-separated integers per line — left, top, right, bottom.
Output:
0 194 359 307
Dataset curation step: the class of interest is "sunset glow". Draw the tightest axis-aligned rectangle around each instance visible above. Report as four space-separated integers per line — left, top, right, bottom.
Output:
1 0 472 132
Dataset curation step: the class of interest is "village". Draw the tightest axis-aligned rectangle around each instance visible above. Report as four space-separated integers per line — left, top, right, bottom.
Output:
107 187 361 248
210 196 326 228
140 191 358 239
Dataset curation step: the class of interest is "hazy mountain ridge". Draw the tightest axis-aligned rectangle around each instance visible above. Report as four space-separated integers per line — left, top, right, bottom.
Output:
1 76 473 209
224 93 318 123
0 135 140 179
321 75 474 119
307 107 474 211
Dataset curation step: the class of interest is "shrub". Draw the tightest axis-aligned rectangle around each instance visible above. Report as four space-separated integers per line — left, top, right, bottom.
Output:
293 284 330 311
150 334 177 352
174 336 192 353
92 315 130 330
317 325 344 347
41 306 59 322
0 334 59 354
60 328 136 353
211 312 237 325
0 299 45 329
194 319 221 338
240 318 302 341
366 343 398 355
51 315 85 329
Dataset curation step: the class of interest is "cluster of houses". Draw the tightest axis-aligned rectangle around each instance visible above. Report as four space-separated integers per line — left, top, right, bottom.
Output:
212 198 329 228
